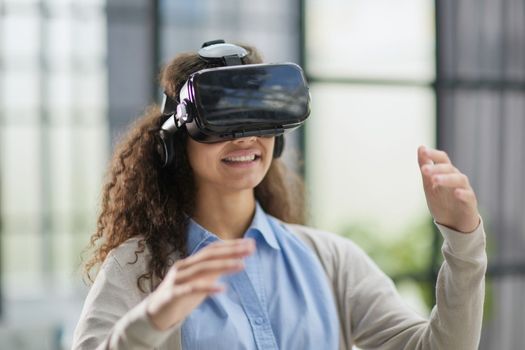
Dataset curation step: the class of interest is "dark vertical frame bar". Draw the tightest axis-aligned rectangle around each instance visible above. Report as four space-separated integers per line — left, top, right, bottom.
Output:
151 0 160 102
0 0 3 320
297 0 306 69
107 0 159 141
430 0 444 299
297 0 306 178
496 0 507 270
433 0 525 293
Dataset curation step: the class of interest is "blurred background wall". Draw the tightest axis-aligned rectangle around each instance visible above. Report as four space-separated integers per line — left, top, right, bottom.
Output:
437 1 525 349
0 0 523 349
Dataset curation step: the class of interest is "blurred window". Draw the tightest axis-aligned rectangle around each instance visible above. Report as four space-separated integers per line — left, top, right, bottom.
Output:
0 0 108 343
305 0 436 315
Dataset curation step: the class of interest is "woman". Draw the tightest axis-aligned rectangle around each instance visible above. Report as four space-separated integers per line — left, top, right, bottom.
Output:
73 42 487 350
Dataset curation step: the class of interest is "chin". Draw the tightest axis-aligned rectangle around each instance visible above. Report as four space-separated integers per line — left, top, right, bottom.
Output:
225 176 265 192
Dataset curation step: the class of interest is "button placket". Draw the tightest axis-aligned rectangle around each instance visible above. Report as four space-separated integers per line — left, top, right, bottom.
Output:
230 270 278 349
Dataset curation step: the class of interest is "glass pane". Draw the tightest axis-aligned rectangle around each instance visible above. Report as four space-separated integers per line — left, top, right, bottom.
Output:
72 124 109 219
2 70 41 115
73 14 107 64
3 232 44 298
306 0 435 81
48 125 74 216
51 230 76 294
160 0 298 64
47 77 106 123
47 71 73 113
2 14 40 59
46 0 76 4
1 126 45 299
74 70 108 114
47 16 73 67
44 123 108 294
306 84 436 314
4 0 40 3
306 84 435 236
1 125 42 216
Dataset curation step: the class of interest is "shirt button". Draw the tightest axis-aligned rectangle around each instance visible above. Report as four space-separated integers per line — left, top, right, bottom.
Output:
254 317 264 325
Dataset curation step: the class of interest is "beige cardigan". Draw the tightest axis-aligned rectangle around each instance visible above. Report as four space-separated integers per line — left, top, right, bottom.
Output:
72 221 487 350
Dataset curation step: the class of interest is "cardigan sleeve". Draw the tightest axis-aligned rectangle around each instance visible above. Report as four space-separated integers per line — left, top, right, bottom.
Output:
287 219 487 350
71 243 181 350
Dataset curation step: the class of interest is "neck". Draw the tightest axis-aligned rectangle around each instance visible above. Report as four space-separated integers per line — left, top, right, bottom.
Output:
192 186 256 240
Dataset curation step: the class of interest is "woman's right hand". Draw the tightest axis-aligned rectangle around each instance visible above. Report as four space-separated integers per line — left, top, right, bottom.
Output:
146 238 255 331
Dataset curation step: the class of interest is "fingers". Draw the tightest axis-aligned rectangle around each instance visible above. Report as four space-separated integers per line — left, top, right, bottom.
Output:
154 262 230 305
164 264 178 284
419 146 474 192
163 239 255 289
148 241 250 331
421 162 470 190
171 281 225 298
421 163 457 175
418 145 451 166
431 172 470 188
454 188 477 203
175 239 255 270
418 147 471 187
174 259 244 284
417 145 480 233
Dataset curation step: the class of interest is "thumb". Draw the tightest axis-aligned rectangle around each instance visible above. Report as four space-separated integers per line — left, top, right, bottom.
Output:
418 146 434 190
417 145 434 168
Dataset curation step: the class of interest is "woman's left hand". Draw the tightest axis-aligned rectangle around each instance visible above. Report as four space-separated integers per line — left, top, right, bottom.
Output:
418 146 480 233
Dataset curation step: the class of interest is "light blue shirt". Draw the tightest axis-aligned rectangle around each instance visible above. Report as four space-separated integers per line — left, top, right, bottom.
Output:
181 203 339 350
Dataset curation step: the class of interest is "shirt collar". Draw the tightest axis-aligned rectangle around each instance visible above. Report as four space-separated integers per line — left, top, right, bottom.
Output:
247 202 280 251
186 219 218 255
186 202 280 255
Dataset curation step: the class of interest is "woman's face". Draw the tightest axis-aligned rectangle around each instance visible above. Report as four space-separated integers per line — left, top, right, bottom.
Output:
187 136 275 193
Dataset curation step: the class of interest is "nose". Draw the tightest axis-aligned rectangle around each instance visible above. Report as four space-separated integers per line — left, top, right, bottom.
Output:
231 136 257 144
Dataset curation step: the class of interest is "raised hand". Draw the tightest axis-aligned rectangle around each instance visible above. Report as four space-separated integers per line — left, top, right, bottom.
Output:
418 146 480 233
146 238 255 330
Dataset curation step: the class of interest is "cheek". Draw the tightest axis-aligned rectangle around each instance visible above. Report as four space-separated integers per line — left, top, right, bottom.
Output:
263 138 276 164
186 140 223 178
189 153 210 175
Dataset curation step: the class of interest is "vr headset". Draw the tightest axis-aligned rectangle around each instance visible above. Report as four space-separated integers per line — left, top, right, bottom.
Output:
158 40 311 167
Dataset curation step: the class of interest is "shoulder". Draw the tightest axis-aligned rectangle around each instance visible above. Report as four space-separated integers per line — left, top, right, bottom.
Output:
100 237 182 291
96 237 154 292
280 222 366 258
103 236 151 270
278 221 385 279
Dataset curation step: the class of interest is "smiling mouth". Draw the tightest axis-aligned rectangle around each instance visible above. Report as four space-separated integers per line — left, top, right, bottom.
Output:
222 154 261 163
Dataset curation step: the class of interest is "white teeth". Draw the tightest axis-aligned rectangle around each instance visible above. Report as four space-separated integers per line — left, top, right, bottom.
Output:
223 155 257 162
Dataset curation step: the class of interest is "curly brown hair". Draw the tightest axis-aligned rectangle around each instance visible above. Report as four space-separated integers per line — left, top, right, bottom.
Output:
84 44 306 291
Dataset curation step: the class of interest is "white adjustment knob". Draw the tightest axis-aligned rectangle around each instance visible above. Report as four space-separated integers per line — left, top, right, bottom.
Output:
176 103 188 127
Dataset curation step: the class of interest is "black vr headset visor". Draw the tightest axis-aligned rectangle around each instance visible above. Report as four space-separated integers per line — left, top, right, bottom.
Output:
160 46 310 143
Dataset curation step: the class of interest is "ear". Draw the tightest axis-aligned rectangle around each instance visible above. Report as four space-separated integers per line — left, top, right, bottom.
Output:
158 130 175 167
